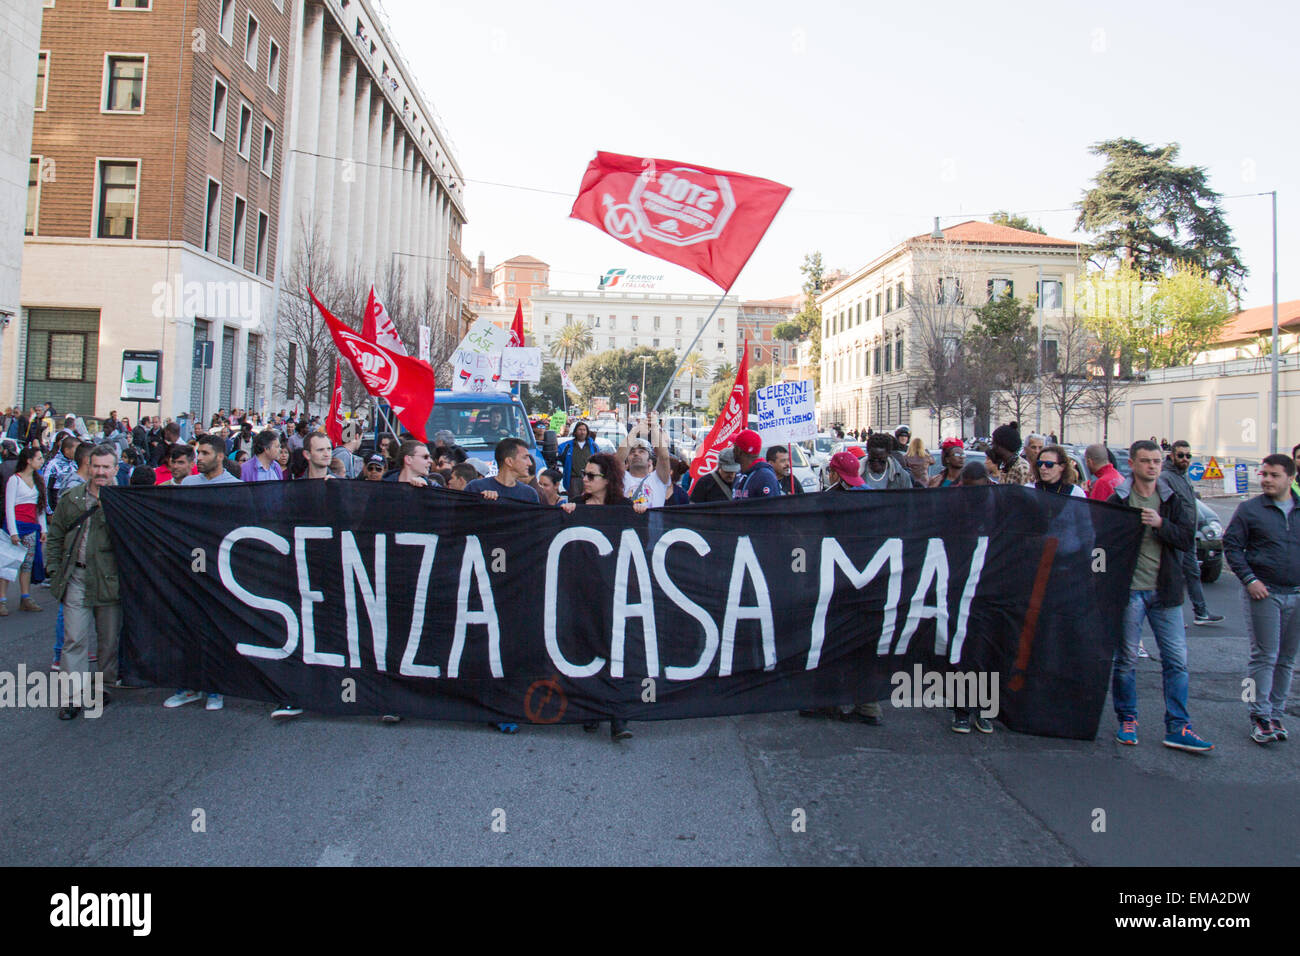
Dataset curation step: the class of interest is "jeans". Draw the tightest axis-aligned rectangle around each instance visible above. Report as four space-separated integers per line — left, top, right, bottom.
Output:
1180 548 1208 617
1244 587 1300 720
53 603 64 662
1112 590 1191 733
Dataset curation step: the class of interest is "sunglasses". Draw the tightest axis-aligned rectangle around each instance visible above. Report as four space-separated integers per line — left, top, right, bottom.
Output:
1174 453 1192 460
582 470 604 480
1038 460 1061 469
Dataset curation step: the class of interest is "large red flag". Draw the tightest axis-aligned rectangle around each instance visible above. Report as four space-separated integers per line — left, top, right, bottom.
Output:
326 360 344 446
309 289 436 442
508 300 525 347
362 286 408 355
570 152 790 291
689 340 750 488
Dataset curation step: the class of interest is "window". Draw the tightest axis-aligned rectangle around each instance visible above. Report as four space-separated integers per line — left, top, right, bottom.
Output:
988 278 1014 301
631 316 638 330
1039 279 1063 310
255 210 269 276
210 76 228 138
103 55 146 112
896 282 905 307
47 333 87 381
876 293 882 315
895 336 904 370
886 289 893 313
937 277 963 305
260 123 274 176
266 39 280 93
716 340 724 351
96 160 138 238
244 13 260 69
203 178 221 253
718 319 725 332
507 284 515 297
110 0 151 7
26 158 41 235
35 52 48 109
675 316 682 329
873 346 881 375
508 270 515 281
231 195 246 267
856 303 862 324
884 337 892 373
219 0 234 43
1041 339 1059 373
653 316 660 329
865 300 871 321
652 338 659 348
237 101 252 158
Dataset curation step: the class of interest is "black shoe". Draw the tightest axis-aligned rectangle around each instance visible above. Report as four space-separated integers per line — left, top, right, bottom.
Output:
58 706 81 720
951 713 972 734
1193 613 1225 625
798 706 841 720
582 721 600 733
973 715 994 734
380 714 401 724
610 719 632 740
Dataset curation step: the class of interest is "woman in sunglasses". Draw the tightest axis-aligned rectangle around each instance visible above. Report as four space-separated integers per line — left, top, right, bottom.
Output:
560 453 647 741
1032 445 1085 497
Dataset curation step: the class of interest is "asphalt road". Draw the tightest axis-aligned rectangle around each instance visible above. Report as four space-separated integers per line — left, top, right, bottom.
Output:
1 495 1295 867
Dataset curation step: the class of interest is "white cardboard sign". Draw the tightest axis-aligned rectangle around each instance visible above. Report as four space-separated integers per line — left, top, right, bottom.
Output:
755 380 817 444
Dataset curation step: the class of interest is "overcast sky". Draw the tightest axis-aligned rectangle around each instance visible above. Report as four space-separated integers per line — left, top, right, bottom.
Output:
381 0 1296 309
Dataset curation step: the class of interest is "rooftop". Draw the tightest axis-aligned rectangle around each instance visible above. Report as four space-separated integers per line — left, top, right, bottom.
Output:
1216 299 1300 342
909 220 1079 248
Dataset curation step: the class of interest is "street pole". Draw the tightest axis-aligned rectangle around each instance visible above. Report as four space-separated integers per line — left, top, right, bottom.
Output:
1035 264 1043 435
650 289 729 414
1267 190 1279 454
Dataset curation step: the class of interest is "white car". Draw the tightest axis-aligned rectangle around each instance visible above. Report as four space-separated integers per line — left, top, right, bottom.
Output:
803 433 837 471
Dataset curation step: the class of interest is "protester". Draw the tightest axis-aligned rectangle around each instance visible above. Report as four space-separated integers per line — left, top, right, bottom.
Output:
468 438 540 503
1024 433 1046 467
376 433 399 471
689 446 739 501
536 468 565 506
48 444 122 720
1223 453 1300 744
1032 445 1085 497
928 438 965 487
332 429 363 478
304 432 336 479
1155 440 1224 626
3 446 46 616
446 462 479 491
733 429 782 498
532 419 559 470
959 460 992 486
860 433 912 490
241 430 284 482
42 435 79 515
988 422 1032 486
387 440 434 487
155 444 193 486
619 417 672 506
904 437 933 486
183 434 241 486
1086 443 1122 501
1108 440 1212 752
557 421 598 492
361 454 386 481
766 445 804 495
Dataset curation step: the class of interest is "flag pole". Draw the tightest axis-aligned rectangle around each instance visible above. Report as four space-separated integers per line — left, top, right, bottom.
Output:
649 288 730 415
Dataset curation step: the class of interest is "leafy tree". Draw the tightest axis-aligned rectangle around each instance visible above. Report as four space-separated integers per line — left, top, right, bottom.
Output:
570 347 679 412
965 292 1038 427
773 321 803 342
1148 264 1236 366
550 321 593 367
712 361 736 384
523 363 565 414
1040 309 1094 443
989 210 1046 234
1077 138 1246 294
677 351 710 412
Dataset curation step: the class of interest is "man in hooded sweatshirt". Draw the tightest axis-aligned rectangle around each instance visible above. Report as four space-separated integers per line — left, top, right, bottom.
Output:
732 429 782 498
858 432 912 490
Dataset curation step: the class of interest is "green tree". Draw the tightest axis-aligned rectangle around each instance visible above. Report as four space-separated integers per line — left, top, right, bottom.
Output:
712 361 736 384
550 321 593 367
570 347 679 412
773 321 803 342
678 351 710 412
1077 138 1246 294
989 210 1046 234
522 363 565 414
705 379 731 418
965 292 1038 427
1149 264 1236 367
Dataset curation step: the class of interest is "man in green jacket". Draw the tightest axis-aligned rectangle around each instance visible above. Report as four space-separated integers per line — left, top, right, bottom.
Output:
47 443 121 720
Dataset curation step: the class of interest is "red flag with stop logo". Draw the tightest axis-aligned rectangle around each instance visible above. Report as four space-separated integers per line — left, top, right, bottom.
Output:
309 289 436 442
569 152 790 291
689 340 749 489
326 360 344 446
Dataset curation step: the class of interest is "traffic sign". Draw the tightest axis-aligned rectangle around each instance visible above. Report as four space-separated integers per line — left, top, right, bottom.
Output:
628 384 638 395
1234 462 1250 494
1203 457 1224 480
1187 461 1206 481
628 394 639 406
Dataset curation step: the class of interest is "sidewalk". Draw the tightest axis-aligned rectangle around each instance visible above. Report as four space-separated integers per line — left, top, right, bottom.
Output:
0 583 58 651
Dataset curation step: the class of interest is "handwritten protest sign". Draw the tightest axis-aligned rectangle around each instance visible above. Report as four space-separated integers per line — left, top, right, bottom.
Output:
755 380 816 445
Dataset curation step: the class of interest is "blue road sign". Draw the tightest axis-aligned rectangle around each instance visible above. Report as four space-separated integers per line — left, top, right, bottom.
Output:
1187 461 1206 481
1235 462 1250 494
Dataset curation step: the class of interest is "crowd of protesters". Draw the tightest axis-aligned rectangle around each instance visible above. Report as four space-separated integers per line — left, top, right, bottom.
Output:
5 400 1296 755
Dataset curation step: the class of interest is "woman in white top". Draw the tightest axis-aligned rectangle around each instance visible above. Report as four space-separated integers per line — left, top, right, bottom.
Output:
4 446 47 614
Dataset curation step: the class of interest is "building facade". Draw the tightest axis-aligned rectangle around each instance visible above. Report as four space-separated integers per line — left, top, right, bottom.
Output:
738 295 800 370
12 0 292 422
818 220 1082 436
490 254 548 312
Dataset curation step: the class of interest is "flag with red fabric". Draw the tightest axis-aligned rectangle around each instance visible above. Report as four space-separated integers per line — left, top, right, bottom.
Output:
326 360 344 446
569 151 790 291
689 340 750 488
362 286 408 355
508 300 525 347
310 289 435 442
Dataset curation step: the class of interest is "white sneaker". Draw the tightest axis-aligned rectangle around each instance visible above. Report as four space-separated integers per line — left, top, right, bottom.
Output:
271 704 303 719
164 689 203 708
205 693 224 711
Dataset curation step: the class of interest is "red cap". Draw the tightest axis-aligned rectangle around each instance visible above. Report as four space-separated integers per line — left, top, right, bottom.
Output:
940 436 964 450
828 451 865 486
733 429 762 456
847 445 866 459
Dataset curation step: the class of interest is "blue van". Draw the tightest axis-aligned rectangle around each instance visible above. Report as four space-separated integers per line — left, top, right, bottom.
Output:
423 391 545 476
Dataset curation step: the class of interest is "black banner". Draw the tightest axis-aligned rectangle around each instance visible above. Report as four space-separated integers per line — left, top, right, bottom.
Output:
103 484 1142 739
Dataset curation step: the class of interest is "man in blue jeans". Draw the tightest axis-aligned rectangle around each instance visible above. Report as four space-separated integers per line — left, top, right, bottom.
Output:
1108 439 1214 752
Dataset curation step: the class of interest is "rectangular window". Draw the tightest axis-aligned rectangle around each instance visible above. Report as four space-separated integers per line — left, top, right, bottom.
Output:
110 0 151 7
884 338 892 373
35 52 48 109
260 123 274 176
716 341 724 351
507 284 515 297
267 39 280 93
47 333 87 381
886 289 893 313
653 316 660 329
104 55 146 112
1041 339 1059 372
873 346 881 375
255 210 269 275
856 303 862 324
231 195 246 267
237 101 252 158
96 160 138 238
26 157 42 236
652 338 659 348
219 0 234 42
718 319 725 332
631 316 638 330
988 278 1014 301
895 336 904 369
210 76 228 138
1039 280 1063 310
876 293 882 315
938 277 963 305
244 13 260 69
204 178 221 253
675 316 682 328
896 282 905 307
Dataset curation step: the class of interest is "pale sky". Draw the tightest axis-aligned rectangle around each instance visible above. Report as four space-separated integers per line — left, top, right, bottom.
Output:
381 0 1296 309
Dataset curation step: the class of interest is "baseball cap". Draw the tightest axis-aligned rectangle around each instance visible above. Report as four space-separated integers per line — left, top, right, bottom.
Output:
366 454 386 466
716 446 740 474
847 445 866 459
733 429 762 456
828 451 865 486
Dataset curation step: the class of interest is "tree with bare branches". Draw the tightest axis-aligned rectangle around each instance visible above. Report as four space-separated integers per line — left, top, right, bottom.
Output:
1039 308 1095 444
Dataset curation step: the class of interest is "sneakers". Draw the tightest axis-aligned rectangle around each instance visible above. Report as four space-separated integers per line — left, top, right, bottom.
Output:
1251 716 1276 744
380 714 402 724
50 660 60 672
20 597 41 612
204 693 224 711
0 600 9 616
1116 719 1139 745
1272 718 1288 742
1193 613 1225 625
1137 642 1150 659
1164 726 1214 752
850 701 883 725
271 704 304 719
493 722 518 734
951 713 972 734
610 718 632 740
163 689 203 708
973 715 995 734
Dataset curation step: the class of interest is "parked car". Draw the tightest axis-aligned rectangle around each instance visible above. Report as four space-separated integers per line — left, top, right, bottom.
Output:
804 433 837 471
1195 499 1224 583
927 450 987 482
